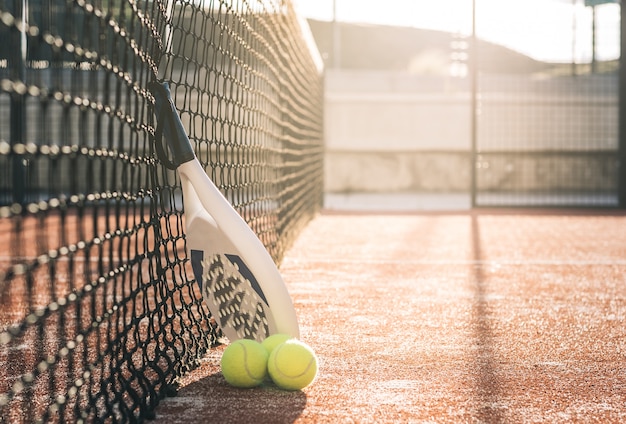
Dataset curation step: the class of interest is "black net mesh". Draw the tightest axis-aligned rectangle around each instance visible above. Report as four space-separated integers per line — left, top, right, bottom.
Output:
0 0 323 421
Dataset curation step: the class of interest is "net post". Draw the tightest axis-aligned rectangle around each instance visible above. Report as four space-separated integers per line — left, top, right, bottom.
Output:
10 0 27 205
618 2 626 209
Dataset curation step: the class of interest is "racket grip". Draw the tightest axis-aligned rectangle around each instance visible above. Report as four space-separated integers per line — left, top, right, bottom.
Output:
148 81 196 167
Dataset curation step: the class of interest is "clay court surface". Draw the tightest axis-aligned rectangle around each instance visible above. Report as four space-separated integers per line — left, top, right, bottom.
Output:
153 208 626 423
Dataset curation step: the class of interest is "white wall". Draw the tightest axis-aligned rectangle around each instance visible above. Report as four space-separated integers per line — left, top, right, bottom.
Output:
324 69 472 192
324 69 618 194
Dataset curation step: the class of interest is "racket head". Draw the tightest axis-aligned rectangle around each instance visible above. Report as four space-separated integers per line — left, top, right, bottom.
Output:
150 80 299 343
195 252 278 342
183 203 282 342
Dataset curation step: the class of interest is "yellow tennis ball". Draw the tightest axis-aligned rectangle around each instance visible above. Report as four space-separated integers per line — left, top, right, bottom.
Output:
220 339 269 388
261 333 293 355
268 339 318 391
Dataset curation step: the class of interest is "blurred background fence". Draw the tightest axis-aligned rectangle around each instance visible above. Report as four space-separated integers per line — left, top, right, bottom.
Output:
315 0 623 208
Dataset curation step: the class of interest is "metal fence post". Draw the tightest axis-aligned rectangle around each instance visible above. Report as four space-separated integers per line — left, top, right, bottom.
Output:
470 0 478 207
618 2 626 209
11 0 27 205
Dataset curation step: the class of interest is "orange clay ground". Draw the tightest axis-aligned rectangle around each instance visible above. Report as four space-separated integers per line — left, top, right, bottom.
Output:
153 209 626 423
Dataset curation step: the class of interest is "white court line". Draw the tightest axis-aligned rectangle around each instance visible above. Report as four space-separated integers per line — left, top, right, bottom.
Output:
283 258 626 266
6 256 625 266
0 256 116 263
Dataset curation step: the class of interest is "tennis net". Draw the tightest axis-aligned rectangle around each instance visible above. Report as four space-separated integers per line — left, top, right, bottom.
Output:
0 0 324 421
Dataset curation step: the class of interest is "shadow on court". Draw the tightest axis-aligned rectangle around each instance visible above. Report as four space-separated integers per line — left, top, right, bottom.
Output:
154 359 307 423
471 215 505 424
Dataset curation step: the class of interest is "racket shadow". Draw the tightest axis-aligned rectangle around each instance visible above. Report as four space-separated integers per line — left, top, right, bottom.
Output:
155 372 307 423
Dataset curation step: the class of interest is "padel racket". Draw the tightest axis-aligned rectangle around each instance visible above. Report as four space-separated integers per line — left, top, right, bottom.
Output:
149 81 300 342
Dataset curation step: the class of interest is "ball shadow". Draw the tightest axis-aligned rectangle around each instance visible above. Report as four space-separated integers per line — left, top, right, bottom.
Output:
155 372 308 423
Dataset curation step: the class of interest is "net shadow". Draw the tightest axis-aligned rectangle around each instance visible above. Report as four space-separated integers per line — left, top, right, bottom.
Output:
470 213 504 423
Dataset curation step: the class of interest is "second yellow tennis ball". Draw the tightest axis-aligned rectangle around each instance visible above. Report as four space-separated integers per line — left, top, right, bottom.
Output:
220 339 268 388
268 339 318 390
261 333 293 355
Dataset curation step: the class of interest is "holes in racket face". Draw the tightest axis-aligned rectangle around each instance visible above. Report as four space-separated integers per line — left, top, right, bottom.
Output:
193 251 271 342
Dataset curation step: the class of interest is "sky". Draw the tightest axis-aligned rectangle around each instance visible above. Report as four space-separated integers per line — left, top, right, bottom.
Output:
293 0 620 63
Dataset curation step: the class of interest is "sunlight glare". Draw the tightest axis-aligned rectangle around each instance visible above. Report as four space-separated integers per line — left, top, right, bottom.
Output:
294 0 620 63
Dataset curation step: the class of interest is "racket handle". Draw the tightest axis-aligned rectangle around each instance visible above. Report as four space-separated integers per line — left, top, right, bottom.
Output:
149 81 196 167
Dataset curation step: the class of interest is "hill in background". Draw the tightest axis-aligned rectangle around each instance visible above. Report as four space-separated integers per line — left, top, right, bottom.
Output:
307 19 616 75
